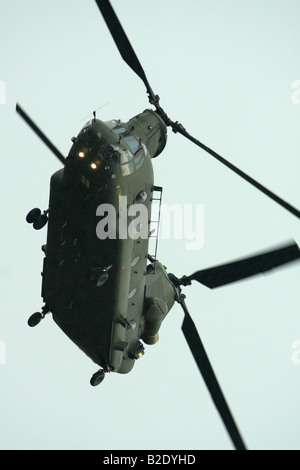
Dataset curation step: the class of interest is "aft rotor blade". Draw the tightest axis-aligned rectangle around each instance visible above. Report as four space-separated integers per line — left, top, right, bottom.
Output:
95 0 158 105
180 297 247 450
183 241 300 289
169 121 300 219
16 103 66 165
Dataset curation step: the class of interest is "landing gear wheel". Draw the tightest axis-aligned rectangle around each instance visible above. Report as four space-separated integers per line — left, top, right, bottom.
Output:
33 213 48 230
28 312 43 327
87 266 109 287
90 369 105 386
96 272 109 287
26 208 41 224
27 305 49 327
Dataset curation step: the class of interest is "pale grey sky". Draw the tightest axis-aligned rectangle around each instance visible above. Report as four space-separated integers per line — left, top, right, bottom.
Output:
1 0 300 450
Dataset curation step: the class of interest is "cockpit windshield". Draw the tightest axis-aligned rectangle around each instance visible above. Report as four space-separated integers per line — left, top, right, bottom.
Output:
104 119 119 130
123 135 140 154
104 120 141 154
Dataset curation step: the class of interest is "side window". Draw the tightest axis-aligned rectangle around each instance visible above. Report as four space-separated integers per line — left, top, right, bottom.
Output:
113 125 141 154
123 135 140 154
114 127 127 135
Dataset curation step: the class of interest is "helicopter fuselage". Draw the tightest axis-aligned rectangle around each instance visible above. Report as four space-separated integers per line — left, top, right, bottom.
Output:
41 109 177 374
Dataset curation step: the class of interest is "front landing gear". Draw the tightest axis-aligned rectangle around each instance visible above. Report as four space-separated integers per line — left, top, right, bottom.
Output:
28 305 50 327
26 207 49 230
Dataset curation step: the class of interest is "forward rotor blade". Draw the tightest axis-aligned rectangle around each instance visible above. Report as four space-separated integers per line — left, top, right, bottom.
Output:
96 0 300 219
95 0 158 105
183 241 300 289
16 103 66 165
179 297 247 450
169 122 300 219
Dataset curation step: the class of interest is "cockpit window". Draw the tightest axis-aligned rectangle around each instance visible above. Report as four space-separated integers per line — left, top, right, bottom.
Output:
120 150 134 176
120 149 133 164
123 135 140 154
104 120 141 154
104 119 119 129
114 127 127 135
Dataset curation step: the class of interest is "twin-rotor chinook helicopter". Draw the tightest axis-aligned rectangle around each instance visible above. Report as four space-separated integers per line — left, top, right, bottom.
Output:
17 0 300 451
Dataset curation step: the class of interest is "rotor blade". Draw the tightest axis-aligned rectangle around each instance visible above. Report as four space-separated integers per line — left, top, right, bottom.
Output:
183 241 300 289
16 103 66 165
96 1 299 219
168 121 300 219
95 0 158 105
179 297 247 450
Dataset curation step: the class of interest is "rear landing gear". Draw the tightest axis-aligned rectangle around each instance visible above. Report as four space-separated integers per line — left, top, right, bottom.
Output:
28 305 50 327
90 365 112 386
90 369 106 386
26 207 49 230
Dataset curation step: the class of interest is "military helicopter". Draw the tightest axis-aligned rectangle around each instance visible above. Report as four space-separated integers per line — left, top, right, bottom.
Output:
16 0 300 451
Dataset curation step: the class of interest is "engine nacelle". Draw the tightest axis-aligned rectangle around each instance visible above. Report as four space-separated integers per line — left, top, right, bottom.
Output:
142 297 168 345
